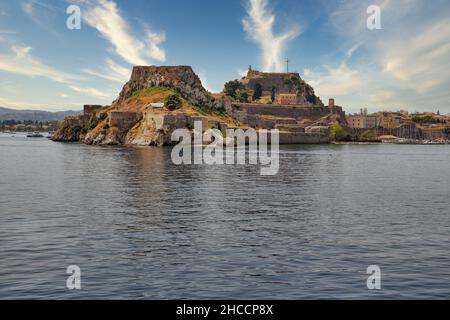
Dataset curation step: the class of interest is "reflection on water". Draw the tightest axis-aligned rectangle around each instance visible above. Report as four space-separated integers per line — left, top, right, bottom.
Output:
0 133 449 299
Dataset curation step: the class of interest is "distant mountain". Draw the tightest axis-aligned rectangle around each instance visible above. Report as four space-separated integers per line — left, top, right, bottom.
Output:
0 107 81 122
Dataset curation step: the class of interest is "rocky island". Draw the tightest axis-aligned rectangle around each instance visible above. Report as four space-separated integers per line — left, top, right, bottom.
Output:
53 65 347 146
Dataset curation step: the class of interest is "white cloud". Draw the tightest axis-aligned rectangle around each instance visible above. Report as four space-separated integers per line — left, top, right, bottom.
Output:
84 58 131 83
382 19 450 92
305 62 364 98
21 2 34 16
197 71 213 92
369 90 394 105
0 96 49 109
69 85 115 99
21 0 59 35
0 45 80 83
0 30 16 42
80 0 166 65
242 0 300 72
0 96 81 110
237 68 248 78
304 0 450 112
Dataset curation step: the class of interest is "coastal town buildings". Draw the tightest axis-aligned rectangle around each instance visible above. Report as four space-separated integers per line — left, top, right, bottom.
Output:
347 114 378 129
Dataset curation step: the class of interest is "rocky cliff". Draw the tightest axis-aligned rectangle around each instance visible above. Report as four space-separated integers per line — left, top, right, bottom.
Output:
113 66 219 109
53 66 238 146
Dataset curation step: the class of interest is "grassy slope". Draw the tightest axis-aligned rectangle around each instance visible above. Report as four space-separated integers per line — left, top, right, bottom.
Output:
117 86 241 127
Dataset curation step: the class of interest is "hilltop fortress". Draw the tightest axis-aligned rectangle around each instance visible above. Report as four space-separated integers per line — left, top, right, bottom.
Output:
243 66 323 106
53 65 346 145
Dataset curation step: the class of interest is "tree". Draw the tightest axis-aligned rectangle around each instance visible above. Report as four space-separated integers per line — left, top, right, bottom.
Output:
361 130 376 141
330 124 352 142
412 115 437 124
271 86 276 103
443 128 450 138
223 80 245 99
252 83 262 101
164 94 182 110
236 91 249 103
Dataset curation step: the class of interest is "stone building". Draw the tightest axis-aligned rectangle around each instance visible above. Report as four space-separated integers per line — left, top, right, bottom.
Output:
83 105 103 115
347 114 378 129
240 66 323 106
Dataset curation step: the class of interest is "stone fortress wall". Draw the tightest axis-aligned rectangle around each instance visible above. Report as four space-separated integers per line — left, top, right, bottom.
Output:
226 102 345 129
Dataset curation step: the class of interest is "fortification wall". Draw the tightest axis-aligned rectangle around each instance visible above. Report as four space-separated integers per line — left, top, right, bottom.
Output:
229 104 339 125
83 105 103 115
109 111 142 129
278 132 330 144
247 77 292 94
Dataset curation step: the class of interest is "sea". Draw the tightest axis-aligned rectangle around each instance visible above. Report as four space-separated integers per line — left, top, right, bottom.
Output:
0 132 449 299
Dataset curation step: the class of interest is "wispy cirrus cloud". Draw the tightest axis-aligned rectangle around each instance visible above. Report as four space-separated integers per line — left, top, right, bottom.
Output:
305 0 450 112
0 96 55 109
79 0 166 65
242 0 301 72
68 85 116 99
20 0 59 35
84 58 131 83
0 45 80 83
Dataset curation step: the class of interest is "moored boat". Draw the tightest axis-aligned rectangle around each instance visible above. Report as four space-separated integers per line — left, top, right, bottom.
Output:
26 132 44 138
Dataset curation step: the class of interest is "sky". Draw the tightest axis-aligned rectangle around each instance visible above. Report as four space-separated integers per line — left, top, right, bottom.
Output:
0 0 450 113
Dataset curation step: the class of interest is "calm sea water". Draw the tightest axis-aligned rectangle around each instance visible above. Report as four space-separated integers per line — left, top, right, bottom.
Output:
0 132 449 299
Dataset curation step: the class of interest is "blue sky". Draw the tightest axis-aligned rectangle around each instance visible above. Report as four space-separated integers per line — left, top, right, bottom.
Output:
0 0 450 113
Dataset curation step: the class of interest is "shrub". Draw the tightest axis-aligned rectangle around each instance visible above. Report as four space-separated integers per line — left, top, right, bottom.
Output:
236 91 249 103
164 94 182 110
330 124 352 142
223 80 245 98
361 130 376 141
252 83 262 101
99 113 107 121
89 116 100 130
271 86 276 102
412 115 438 124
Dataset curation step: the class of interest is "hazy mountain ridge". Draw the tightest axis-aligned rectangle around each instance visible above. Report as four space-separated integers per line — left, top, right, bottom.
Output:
0 107 82 122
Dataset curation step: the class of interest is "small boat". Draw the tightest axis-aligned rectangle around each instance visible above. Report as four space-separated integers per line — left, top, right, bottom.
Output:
27 132 44 138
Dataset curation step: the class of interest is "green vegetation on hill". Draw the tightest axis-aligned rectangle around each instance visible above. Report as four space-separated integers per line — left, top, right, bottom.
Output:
330 124 351 142
164 94 182 110
130 86 178 99
252 83 262 101
223 80 248 101
412 115 440 124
